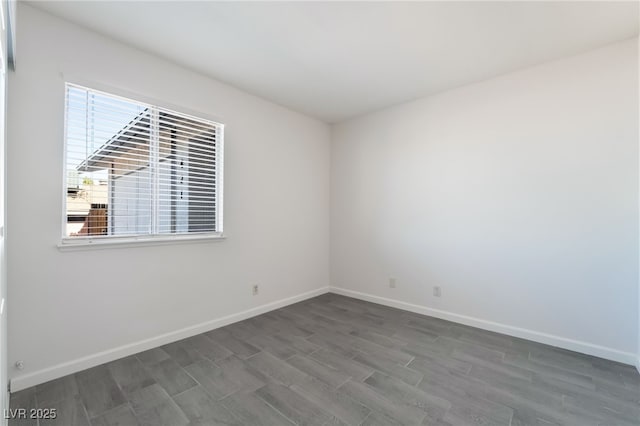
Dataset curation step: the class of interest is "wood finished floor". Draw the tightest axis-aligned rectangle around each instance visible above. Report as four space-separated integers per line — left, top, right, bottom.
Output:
9 293 640 426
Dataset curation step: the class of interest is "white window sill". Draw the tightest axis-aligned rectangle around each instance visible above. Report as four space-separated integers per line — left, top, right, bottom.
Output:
58 233 225 251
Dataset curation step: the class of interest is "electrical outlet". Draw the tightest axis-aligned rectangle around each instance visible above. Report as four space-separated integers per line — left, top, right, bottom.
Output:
389 278 396 288
252 285 259 296
433 286 441 297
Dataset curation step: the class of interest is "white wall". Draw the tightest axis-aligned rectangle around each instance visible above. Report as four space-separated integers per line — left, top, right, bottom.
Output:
8 4 330 389
331 38 639 363
7 4 640 389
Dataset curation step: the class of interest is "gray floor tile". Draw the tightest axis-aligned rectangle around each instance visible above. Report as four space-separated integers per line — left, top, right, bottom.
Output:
445 337 506 363
309 349 374 381
291 376 371 426
443 395 513 426
352 350 423 386
135 398 189 426
255 382 332 426
349 329 408 351
302 314 355 336
225 320 266 340
213 356 265 393
39 396 89 426
205 329 260 359
408 353 472 376
245 351 308 387
271 332 320 354
401 338 452 361
502 352 595 390
8 388 37 426
172 386 239 425
307 331 361 358
9 388 36 408
136 348 170 365
417 364 487 402
406 317 452 336
182 335 234 363
107 356 156 397
246 334 298 360
35 375 79 407
220 391 295 426
184 359 240 400
247 316 289 336
479 384 569 426
7 414 37 426
9 294 640 426
450 325 518 347
128 384 189 426
338 379 426 425
161 340 207 367
143 358 198 396
464 355 533 384
529 345 593 370
593 376 640 405
75 365 127 418
361 411 403 426
326 330 415 366
91 404 140 426
287 355 349 388
262 313 315 338
393 326 440 346
267 310 323 336
556 384 639 425
364 371 450 423
128 384 172 413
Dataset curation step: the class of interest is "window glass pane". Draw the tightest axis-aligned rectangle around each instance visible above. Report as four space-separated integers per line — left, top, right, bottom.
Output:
64 84 221 239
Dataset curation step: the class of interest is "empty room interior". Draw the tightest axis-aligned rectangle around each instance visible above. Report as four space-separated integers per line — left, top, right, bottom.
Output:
0 1 639 425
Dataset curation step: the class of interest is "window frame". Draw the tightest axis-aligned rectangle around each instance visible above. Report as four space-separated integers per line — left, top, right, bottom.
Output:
59 81 225 250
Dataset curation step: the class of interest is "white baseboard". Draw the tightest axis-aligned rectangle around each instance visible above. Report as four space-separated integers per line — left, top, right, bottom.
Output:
10 284 637 392
330 287 637 367
10 286 330 392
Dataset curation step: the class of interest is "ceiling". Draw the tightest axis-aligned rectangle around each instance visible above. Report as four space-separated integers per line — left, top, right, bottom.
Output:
31 1 639 123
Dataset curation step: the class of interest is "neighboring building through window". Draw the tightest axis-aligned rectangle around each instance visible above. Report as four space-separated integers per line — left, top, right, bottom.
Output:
64 84 223 241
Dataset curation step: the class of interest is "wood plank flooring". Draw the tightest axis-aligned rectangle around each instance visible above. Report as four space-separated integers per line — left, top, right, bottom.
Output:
9 293 640 425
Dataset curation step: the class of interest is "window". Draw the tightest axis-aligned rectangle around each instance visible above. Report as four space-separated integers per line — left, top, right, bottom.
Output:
63 83 223 244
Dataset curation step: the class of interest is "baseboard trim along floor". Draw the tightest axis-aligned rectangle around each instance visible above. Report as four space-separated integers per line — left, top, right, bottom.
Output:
9 292 639 426
10 286 331 392
329 287 637 367
11 284 637 391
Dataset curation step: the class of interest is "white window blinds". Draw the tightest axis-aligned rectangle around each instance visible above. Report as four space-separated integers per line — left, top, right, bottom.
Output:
64 83 223 240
